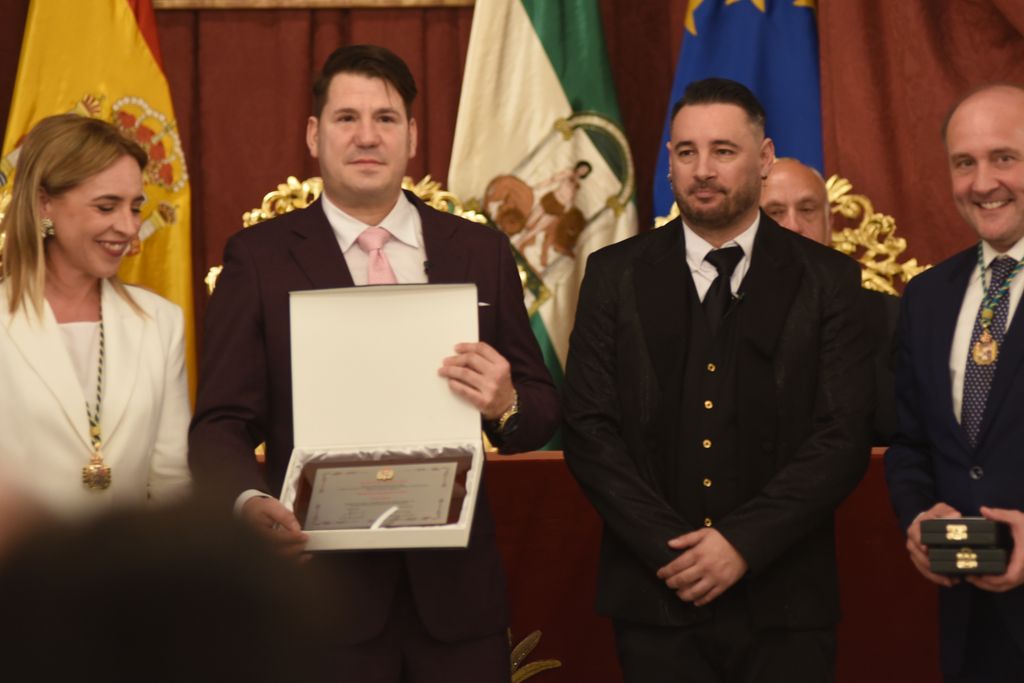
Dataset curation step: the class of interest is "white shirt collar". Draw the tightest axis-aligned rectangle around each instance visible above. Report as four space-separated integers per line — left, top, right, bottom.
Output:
981 238 1024 271
320 191 420 253
682 213 760 272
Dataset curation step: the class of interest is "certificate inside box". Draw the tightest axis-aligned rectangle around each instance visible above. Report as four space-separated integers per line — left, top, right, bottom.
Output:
283 284 483 551
293 448 472 530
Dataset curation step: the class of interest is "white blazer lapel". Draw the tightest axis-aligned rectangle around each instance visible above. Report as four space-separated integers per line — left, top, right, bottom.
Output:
100 280 143 444
1 287 92 451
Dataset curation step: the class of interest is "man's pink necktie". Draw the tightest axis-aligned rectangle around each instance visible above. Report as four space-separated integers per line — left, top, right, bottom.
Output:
356 226 398 285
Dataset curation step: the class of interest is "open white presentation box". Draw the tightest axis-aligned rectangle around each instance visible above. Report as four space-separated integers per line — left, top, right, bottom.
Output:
281 283 484 551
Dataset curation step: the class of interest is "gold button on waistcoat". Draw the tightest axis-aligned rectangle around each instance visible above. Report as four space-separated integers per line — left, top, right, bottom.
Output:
703 478 712 488
707 363 717 372
702 439 712 449
704 400 713 410
704 517 713 527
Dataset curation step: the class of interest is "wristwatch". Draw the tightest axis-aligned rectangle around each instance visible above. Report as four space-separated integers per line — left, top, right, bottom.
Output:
487 389 520 436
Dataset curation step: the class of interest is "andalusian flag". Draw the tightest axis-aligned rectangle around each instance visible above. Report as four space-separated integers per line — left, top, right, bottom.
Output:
449 0 637 448
653 0 823 217
2 0 195 392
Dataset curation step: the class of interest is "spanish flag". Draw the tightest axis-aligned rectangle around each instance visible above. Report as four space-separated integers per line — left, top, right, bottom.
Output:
2 0 196 394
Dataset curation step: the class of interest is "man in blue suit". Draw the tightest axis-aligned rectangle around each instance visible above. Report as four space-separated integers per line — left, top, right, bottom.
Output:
887 83 1024 681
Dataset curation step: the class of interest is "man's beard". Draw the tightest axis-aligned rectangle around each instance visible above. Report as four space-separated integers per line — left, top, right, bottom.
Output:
676 175 761 232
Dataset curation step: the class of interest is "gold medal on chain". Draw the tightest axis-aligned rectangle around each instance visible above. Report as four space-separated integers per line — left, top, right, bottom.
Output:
82 304 111 490
972 328 999 366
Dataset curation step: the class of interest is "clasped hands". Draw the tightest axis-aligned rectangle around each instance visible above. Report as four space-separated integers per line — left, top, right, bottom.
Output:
907 502 1024 591
657 528 748 607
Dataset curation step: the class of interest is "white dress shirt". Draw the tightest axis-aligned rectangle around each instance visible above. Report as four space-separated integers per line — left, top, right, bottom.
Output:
683 214 760 301
949 239 1024 422
322 191 428 285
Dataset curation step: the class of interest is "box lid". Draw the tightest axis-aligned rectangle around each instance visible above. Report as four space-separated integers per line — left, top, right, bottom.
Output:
290 284 480 450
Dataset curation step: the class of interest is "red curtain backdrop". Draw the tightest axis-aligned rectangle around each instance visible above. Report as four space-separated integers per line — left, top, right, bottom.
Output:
820 0 1024 267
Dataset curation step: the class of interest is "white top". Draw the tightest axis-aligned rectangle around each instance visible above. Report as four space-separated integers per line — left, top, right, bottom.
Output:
58 321 100 410
949 239 1024 422
683 214 760 301
321 191 428 285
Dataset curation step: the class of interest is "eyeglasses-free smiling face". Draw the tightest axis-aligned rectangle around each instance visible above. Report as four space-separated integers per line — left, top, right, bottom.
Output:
40 154 144 284
946 85 1024 253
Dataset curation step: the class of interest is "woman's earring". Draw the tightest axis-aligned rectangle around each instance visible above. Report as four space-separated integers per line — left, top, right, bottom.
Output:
40 218 55 238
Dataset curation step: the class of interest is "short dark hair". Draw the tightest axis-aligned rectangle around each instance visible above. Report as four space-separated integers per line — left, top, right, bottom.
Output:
670 77 766 133
311 44 418 118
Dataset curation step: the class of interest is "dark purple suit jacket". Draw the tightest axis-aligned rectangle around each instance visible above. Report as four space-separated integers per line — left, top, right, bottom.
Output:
189 191 559 644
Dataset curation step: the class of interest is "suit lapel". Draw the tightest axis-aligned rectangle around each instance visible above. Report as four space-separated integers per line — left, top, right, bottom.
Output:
100 280 143 445
738 217 802 358
933 250 975 454
633 219 691 385
414 193 469 285
289 199 355 289
1 287 91 451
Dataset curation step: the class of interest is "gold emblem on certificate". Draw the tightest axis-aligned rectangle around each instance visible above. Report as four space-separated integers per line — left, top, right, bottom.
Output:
82 451 112 490
376 468 395 481
972 328 999 366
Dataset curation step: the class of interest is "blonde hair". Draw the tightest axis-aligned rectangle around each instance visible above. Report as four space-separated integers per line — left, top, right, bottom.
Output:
1 114 148 317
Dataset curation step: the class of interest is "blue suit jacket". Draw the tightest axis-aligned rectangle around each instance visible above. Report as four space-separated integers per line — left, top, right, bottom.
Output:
886 244 1024 674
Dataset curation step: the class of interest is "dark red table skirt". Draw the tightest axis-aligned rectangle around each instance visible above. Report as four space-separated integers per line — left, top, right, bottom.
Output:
487 448 939 682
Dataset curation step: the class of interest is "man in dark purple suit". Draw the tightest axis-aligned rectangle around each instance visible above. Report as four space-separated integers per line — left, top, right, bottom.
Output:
189 45 558 683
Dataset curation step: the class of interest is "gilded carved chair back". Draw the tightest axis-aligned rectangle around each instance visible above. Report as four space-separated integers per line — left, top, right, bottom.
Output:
826 175 928 295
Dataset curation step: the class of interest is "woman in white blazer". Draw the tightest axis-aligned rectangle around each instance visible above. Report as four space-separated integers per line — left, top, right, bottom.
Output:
0 113 190 519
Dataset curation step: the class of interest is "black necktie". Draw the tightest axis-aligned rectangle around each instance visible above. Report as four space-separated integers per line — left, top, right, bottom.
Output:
702 246 744 337
962 255 1018 446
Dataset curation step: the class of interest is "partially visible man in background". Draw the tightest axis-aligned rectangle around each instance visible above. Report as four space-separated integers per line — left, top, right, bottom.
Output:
762 157 899 444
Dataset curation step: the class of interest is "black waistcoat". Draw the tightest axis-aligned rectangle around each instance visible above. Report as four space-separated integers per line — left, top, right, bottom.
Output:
670 279 744 529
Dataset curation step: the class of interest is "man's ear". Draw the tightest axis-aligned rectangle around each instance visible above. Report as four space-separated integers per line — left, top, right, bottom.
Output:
306 116 320 160
759 137 776 179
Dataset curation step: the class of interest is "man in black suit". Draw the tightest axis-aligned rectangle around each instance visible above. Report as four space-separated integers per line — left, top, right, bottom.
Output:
886 83 1024 682
189 45 559 682
562 78 873 682
762 157 899 444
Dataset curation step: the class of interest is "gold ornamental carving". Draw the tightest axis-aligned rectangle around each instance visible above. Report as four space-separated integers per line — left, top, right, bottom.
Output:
826 174 929 295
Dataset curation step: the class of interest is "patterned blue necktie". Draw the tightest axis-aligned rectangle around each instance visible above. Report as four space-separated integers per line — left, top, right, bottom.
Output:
961 256 1018 446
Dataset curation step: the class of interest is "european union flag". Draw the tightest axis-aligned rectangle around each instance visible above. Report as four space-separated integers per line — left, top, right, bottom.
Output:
653 0 823 217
